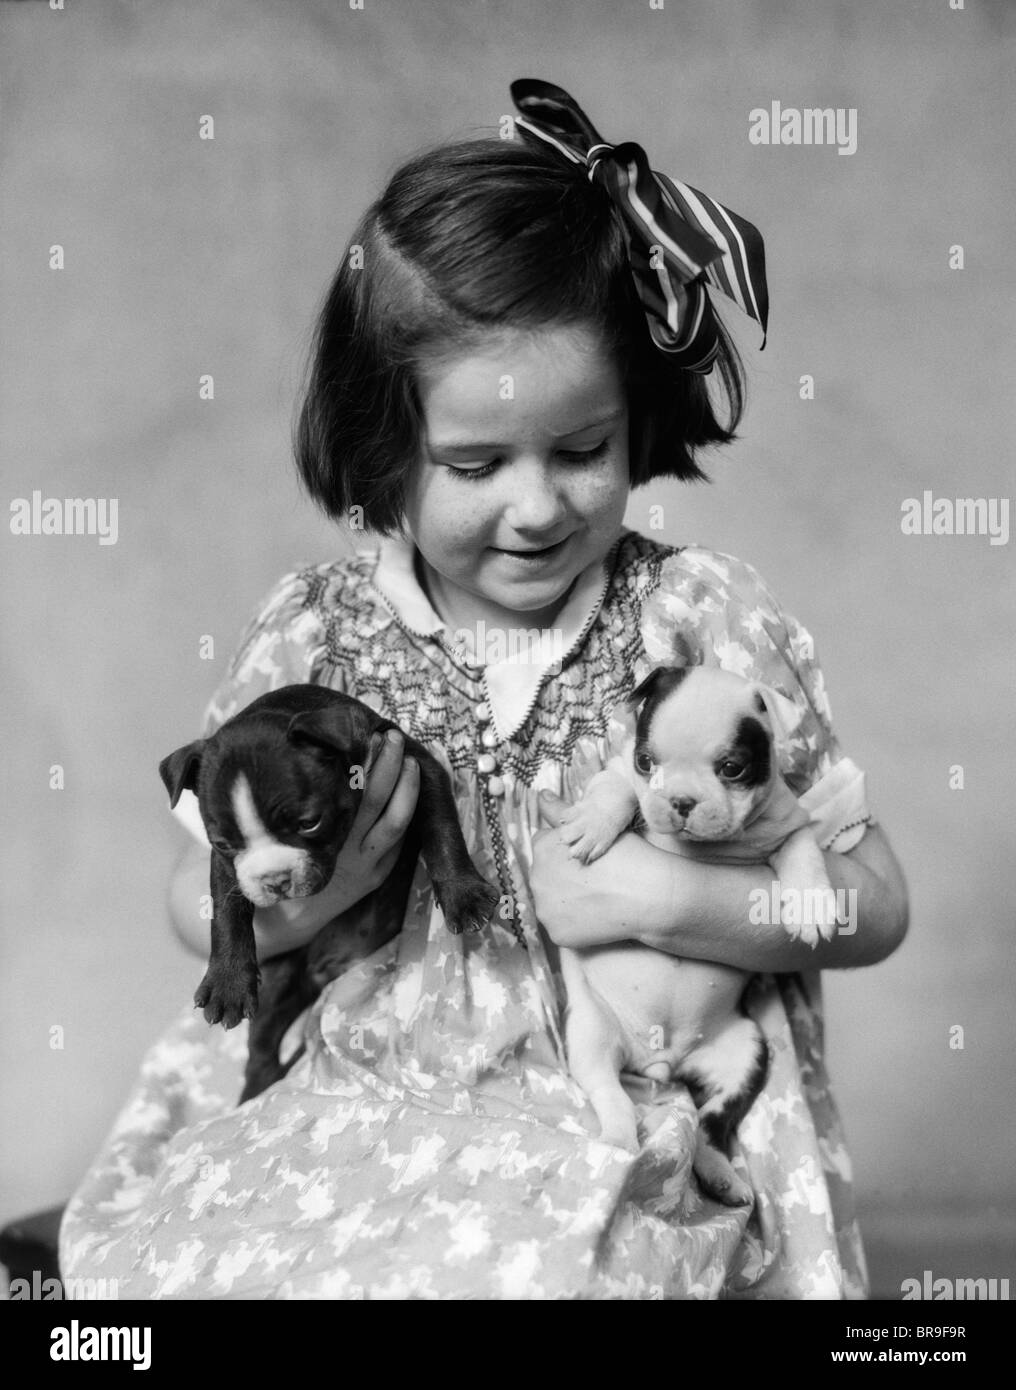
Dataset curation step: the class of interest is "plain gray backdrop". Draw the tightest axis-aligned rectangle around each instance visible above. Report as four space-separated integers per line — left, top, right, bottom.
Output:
2 0 1014 1296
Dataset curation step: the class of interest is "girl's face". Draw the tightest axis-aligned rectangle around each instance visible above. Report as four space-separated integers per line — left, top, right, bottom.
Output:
403 322 630 631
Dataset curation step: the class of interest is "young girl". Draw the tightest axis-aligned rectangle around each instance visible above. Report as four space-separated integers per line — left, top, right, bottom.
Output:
61 80 907 1300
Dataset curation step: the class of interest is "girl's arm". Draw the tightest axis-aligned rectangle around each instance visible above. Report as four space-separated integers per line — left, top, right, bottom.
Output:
168 735 420 961
531 792 908 971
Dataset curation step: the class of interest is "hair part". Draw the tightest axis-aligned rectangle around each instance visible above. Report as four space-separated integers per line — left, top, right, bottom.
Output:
293 137 747 535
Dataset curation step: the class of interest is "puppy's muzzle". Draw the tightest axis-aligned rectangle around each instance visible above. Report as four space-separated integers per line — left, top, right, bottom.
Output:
236 854 327 907
644 790 697 832
260 871 293 899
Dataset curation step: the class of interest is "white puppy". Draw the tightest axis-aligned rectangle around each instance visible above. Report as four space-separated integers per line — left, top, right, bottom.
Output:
557 657 837 1203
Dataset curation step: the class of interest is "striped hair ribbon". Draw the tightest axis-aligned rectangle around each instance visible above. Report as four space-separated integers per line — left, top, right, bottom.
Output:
510 78 769 374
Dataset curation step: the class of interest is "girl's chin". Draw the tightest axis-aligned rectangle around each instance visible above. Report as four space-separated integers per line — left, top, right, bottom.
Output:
466 571 575 622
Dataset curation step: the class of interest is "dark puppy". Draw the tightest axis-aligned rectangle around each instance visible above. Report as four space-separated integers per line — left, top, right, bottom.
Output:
160 685 499 1102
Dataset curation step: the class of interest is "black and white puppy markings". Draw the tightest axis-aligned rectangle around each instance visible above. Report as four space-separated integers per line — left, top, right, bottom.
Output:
555 654 837 1204
160 685 499 1103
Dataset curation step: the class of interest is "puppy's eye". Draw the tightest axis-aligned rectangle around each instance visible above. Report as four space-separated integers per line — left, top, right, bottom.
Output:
298 817 323 836
634 750 653 776
718 759 748 781
211 838 235 856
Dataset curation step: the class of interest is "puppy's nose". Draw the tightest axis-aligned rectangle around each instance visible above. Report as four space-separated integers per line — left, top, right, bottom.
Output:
671 796 697 817
260 871 292 895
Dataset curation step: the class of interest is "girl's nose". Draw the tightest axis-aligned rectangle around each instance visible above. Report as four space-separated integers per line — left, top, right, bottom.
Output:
502 461 569 529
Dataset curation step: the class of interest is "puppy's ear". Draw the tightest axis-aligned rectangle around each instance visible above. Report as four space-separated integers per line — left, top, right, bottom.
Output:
752 685 801 749
629 665 689 710
670 632 700 670
628 636 701 709
159 740 205 808
287 704 374 761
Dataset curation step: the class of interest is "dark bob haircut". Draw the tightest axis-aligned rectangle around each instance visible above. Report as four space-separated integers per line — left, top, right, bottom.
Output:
294 136 747 536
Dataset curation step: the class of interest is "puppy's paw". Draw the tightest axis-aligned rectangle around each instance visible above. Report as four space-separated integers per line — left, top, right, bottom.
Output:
583 1088 639 1153
194 962 260 1029
698 1169 753 1207
693 1140 753 1207
598 1129 639 1155
595 1117 639 1153
785 914 821 949
780 883 841 947
557 804 624 864
435 874 500 935
815 886 842 942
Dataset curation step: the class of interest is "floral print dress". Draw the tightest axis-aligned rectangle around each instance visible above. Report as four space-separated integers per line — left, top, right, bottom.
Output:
60 527 873 1299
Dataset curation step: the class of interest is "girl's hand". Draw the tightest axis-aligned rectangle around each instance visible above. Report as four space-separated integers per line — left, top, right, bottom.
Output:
532 791 908 971
531 791 647 944
253 731 420 960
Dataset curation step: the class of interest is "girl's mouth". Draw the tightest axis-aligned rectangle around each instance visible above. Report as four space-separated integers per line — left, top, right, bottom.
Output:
493 536 570 563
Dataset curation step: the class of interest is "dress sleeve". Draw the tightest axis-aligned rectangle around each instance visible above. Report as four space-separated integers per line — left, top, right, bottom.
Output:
171 567 337 843
640 547 874 852
200 567 335 735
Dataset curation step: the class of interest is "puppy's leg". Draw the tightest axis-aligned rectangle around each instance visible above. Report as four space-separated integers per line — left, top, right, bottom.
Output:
677 1016 768 1206
560 949 639 1152
770 825 839 946
241 834 421 1104
240 950 316 1103
404 739 500 935
194 851 260 1028
312 825 421 980
557 762 639 864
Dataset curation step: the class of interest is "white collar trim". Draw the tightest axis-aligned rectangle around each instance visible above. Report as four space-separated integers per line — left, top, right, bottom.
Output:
362 529 619 740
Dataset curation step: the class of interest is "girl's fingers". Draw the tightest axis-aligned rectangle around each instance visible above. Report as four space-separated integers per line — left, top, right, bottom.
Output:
377 756 419 838
356 731 406 828
360 755 419 857
370 838 403 886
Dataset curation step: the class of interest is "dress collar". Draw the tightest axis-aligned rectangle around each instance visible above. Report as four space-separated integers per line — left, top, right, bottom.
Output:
362 528 622 740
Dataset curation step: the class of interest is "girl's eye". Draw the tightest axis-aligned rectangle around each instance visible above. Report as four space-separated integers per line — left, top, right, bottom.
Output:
298 817 323 836
444 440 609 481
446 461 498 481
557 439 609 464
